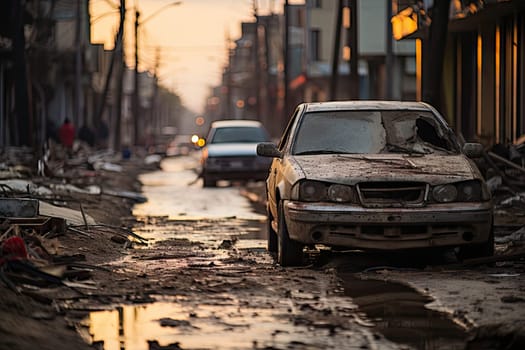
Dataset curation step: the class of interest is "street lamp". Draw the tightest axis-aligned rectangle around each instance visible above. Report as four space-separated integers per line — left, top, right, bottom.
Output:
133 1 182 146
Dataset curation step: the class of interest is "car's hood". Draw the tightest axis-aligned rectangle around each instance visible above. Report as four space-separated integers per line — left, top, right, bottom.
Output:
291 154 482 185
206 143 258 157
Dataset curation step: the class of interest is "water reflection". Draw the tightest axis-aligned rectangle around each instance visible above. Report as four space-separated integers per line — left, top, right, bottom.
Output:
340 273 468 350
88 297 311 350
132 216 267 248
132 156 264 221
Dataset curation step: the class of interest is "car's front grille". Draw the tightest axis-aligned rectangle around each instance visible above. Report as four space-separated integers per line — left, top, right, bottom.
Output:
357 182 428 207
215 156 255 169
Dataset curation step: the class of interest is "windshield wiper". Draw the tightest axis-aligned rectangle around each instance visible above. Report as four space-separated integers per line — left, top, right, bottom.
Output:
385 143 427 155
296 150 353 155
420 141 455 154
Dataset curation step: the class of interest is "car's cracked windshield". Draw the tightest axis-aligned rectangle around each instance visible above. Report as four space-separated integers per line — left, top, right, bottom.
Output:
292 110 458 155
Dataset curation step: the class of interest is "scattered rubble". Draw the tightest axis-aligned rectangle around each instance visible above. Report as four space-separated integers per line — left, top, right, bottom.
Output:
1 138 525 349
0 143 160 350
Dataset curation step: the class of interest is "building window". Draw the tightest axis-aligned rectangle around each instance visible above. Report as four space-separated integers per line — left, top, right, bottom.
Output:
311 29 320 61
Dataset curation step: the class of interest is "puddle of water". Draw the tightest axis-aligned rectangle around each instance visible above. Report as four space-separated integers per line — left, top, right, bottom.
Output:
340 273 468 350
86 296 315 350
132 218 267 249
132 157 265 221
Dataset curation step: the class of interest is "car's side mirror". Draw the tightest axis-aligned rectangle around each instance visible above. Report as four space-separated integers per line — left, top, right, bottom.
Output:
257 142 282 158
463 142 484 158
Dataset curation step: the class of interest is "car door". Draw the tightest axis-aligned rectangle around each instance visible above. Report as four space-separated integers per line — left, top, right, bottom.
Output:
267 107 302 218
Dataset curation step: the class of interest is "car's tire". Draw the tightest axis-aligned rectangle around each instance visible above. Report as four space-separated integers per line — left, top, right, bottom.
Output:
202 175 216 188
277 202 303 266
457 226 495 261
267 205 277 253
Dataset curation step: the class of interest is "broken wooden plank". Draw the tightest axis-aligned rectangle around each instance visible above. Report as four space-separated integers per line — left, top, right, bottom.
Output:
39 201 96 226
488 151 525 175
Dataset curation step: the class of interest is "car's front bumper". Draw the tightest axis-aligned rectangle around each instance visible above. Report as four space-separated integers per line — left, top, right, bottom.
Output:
284 200 493 250
202 156 270 182
203 169 269 182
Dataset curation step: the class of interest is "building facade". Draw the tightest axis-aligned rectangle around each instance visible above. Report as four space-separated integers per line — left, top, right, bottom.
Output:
445 0 525 145
291 0 417 106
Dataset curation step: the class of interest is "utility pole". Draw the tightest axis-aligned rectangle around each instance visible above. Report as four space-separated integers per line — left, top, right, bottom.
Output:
346 0 359 99
12 0 31 146
226 33 233 118
260 17 271 128
150 47 161 137
75 0 83 127
283 0 290 127
385 0 394 99
253 0 261 120
132 2 181 145
95 0 125 133
113 0 126 151
330 0 343 100
422 0 451 112
133 9 140 146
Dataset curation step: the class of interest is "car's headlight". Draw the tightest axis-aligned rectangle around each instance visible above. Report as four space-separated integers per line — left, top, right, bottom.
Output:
328 184 356 202
432 184 457 202
293 180 356 203
457 180 491 201
432 180 489 202
299 181 326 201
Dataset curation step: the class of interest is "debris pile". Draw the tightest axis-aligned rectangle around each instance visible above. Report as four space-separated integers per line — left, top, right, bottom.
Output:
474 140 525 255
482 141 525 207
0 145 156 301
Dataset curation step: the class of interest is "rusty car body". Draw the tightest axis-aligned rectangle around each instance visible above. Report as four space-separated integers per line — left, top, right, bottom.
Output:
257 101 493 266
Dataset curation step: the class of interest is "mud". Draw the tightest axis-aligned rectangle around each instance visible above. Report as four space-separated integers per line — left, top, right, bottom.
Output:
2 154 525 350
339 273 467 349
78 155 525 350
78 215 400 350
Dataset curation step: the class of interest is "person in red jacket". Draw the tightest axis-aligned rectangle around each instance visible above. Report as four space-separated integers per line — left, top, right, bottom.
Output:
59 118 75 152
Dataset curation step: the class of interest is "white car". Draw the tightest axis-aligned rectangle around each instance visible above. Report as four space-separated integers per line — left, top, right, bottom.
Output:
257 101 494 266
200 120 272 187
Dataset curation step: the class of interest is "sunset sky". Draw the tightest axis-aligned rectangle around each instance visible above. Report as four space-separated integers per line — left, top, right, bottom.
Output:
90 0 284 114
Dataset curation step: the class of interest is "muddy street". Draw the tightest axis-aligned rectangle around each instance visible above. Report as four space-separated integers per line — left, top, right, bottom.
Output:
84 154 398 349
79 154 525 350
4 1 525 349
1 151 524 350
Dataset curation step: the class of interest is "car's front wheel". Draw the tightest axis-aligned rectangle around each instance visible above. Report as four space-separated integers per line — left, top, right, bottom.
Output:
277 202 303 266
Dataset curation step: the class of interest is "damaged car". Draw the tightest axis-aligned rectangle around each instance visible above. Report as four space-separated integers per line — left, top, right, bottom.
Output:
200 120 272 187
257 101 493 266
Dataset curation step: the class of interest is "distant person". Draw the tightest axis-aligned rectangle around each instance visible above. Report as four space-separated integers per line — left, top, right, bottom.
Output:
59 118 75 151
78 124 95 147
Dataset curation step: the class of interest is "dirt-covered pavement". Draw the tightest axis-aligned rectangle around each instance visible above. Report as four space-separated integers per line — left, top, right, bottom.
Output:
1 151 525 349
244 182 525 349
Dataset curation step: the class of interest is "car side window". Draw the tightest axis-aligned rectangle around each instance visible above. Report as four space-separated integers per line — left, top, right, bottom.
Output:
278 107 301 151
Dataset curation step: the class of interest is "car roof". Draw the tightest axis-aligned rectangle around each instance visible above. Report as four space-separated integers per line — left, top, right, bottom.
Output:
210 119 263 128
302 100 436 113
